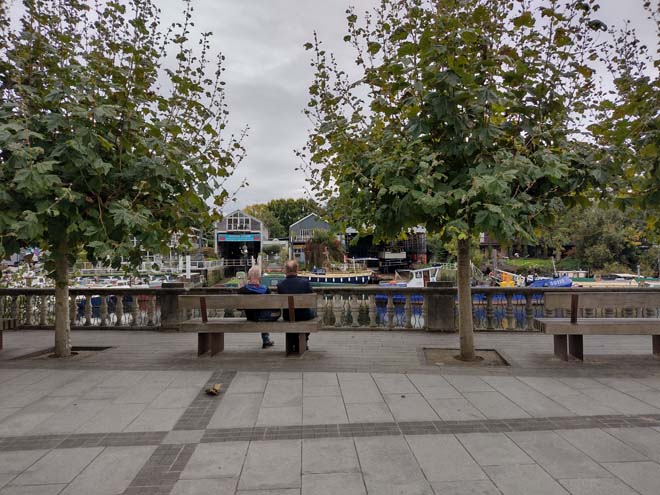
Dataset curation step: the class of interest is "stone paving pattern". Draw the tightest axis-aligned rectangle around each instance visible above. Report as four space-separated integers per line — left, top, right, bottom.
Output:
1 329 660 494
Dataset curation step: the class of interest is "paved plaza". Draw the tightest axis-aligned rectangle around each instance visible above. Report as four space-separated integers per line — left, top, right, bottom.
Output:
1 330 660 494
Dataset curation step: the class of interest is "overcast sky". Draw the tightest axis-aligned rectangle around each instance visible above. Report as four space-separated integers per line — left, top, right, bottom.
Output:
8 1 658 213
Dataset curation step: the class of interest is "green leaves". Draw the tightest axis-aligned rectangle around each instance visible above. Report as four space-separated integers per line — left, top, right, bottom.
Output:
0 0 243 277
302 0 601 248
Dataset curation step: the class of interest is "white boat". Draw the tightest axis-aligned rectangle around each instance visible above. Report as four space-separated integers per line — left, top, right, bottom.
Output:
379 265 449 288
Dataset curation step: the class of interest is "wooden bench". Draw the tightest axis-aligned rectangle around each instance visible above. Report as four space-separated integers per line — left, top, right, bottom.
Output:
178 294 321 356
533 292 660 360
0 318 17 350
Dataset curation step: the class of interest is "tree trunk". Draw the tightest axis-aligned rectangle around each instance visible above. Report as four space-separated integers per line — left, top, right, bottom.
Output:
457 236 476 361
54 241 71 357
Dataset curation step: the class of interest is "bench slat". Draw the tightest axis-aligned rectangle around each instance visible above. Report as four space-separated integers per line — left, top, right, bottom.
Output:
180 317 321 333
544 292 660 311
178 294 318 310
534 317 660 335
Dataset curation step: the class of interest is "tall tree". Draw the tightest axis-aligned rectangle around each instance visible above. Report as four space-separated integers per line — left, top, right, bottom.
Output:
244 203 286 239
268 198 323 233
302 0 602 359
591 2 659 228
0 0 244 356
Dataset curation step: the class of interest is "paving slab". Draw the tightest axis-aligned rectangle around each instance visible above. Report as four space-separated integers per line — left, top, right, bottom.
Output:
457 433 534 466
354 436 432 494
30 400 110 434
558 477 640 495
208 393 262 428
604 427 660 461
383 393 439 422
302 396 348 424
301 472 365 495
603 461 660 495
580 388 660 415
302 438 360 474
481 376 573 417
431 480 502 495
547 394 620 416
170 477 237 495
261 381 302 408
345 402 394 423
10 447 103 485
0 450 47 474
149 387 199 409
485 464 569 495
372 373 417 394
0 485 66 495
464 391 530 419
180 442 248 479
236 490 300 495
225 373 268 395
302 372 339 388
338 374 384 404
59 445 154 495
428 398 486 421
123 406 186 432
256 406 302 426
237 440 301 491
76 403 146 433
506 431 610 479
406 434 486 482
443 375 495 393
555 428 648 463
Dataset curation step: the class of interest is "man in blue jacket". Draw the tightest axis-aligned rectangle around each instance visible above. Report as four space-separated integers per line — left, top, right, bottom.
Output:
277 259 315 349
238 266 279 348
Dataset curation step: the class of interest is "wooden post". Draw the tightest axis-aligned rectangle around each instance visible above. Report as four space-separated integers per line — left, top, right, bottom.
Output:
554 334 568 361
568 334 583 360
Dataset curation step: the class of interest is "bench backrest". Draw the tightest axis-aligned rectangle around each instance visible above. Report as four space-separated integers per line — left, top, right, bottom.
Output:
544 292 660 322
178 294 318 311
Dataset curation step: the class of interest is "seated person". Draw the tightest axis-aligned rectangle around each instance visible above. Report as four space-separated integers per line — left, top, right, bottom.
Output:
277 259 316 350
238 266 280 348
276 259 316 321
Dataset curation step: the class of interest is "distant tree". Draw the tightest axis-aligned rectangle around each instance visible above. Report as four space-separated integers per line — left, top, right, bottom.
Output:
302 0 603 359
244 204 286 239
572 205 644 270
0 0 244 356
268 198 323 233
304 229 344 268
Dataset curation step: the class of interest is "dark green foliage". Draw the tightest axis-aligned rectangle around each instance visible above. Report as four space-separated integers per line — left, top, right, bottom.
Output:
0 0 244 271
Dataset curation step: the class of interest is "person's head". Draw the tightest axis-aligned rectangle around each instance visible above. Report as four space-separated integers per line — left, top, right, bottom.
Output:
285 259 299 276
247 265 262 284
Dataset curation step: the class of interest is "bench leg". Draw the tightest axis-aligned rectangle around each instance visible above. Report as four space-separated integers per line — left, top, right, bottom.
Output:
0 330 3 350
554 335 568 361
210 333 224 356
653 335 660 356
286 333 306 356
568 335 584 360
198 333 210 356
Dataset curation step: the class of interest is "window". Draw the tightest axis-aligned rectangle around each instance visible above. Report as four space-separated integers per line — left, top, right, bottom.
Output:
227 212 250 231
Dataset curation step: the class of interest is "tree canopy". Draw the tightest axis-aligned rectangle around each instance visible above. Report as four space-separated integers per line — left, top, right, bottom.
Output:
302 0 604 359
590 2 659 230
0 0 244 355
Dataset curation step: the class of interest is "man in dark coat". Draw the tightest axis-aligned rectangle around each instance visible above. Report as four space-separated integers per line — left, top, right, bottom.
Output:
277 259 315 349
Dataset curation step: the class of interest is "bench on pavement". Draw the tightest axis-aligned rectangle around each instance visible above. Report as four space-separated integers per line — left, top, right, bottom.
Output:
0 318 17 350
533 292 660 360
178 294 321 356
